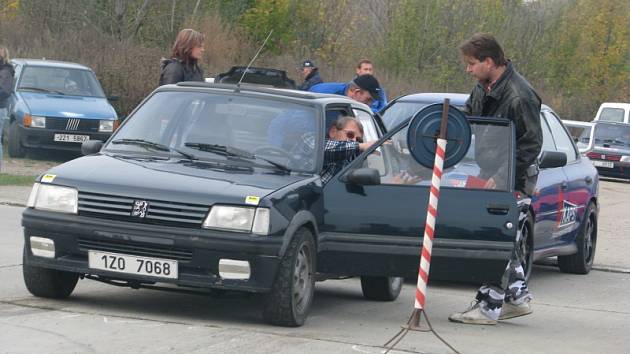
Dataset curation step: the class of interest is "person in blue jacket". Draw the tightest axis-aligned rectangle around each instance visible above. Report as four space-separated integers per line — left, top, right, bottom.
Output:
355 59 387 113
309 74 381 108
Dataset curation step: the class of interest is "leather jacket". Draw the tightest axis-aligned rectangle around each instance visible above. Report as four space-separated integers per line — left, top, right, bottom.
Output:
159 58 204 86
0 61 14 108
297 68 323 91
464 62 542 195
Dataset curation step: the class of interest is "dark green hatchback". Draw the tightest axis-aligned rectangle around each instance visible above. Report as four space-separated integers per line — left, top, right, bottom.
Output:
21 82 520 326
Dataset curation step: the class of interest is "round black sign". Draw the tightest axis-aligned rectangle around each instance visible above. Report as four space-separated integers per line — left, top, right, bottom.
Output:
406 103 472 169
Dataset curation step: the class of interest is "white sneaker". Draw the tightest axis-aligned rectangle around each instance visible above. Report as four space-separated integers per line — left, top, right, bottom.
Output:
449 302 498 325
499 301 532 320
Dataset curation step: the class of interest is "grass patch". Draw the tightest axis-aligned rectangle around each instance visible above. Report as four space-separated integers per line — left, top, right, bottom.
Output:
0 174 37 186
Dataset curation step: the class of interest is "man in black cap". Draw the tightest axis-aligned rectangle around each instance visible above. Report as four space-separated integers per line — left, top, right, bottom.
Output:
297 59 323 91
309 74 381 107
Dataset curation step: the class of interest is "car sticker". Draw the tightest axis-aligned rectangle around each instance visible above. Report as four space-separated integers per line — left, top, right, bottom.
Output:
41 174 56 183
245 196 260 205
559 200 578 227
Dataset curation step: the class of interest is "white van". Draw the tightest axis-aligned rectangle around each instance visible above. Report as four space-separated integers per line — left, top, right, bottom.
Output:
593 102 630 123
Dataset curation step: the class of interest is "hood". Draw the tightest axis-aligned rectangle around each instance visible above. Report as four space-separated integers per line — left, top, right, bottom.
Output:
19 91 116 119
44 154 313 206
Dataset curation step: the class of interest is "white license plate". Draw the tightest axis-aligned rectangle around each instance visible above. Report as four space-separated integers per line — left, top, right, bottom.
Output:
54 134 90 143
592 160 614 168
88 250 178 279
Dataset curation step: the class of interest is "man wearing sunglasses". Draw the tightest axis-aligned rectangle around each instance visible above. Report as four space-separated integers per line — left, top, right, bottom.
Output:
319 116 377 183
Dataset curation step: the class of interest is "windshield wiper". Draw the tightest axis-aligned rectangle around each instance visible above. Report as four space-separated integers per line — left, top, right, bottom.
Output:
184 142 253 159
184 142 290 172
19 86 64 95
112 139 197 160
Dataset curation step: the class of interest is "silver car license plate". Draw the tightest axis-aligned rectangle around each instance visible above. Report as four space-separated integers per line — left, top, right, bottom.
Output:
88 250 178 279
592 160 614 168
54 133 90 143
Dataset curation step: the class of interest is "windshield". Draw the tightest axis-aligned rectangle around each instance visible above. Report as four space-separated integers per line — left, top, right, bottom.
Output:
599 108 624 123
18 66 105 97
593 123 630 148
105 91 319 172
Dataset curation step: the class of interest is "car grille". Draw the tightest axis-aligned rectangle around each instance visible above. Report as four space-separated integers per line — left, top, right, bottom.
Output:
586 152 621 161
77 237 193 261
46 117 100 132
78 191 209 228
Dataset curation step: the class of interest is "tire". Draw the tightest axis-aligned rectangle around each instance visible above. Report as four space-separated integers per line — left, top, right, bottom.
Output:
360 276 403 301
262 228 316 327
23 247 79 299
8 120 26 158
558 202 597 274
519 212 534 281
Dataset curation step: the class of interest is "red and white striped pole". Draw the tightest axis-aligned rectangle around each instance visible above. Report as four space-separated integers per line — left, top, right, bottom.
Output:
415 99 450 311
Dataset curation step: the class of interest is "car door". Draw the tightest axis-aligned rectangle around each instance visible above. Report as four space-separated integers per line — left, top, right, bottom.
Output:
544 110 591 246
318 117 520 282
531 112 567 251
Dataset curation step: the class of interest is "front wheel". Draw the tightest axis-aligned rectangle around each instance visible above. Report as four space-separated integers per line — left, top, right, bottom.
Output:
262 228 316 327
519 212 534 281
360 276 403 301
558 202 597 274
23 248 79 299
8 120 26 158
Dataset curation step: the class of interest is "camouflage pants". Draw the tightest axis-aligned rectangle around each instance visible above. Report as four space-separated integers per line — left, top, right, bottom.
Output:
475 197 533 320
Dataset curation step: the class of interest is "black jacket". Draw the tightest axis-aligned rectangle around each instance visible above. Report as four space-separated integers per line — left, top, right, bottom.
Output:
465 62 542 194
0 61 14 108
159 58 204 86
297 68 323 91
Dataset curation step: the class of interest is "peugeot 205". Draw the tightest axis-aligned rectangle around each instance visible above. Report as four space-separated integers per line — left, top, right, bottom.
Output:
24 82 547 326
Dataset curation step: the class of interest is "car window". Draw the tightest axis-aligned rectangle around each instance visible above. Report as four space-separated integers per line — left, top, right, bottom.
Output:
352 108 379 141
539 113 557 154
599 108 624 122
592 123 630 148
106 91 319 172
349 121 513 191
18 66 105 97
380 101 429 130
544 111 577 162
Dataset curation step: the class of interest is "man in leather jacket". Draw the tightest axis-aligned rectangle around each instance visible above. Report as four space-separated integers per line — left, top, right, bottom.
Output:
297 60 323 91
449 33 542 325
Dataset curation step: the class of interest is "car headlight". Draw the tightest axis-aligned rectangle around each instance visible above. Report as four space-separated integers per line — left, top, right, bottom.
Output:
27 183 78 214
203 205 270 235
24 114 46 128
99 120 115 132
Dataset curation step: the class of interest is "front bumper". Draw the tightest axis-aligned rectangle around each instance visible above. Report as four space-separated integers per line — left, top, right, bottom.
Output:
22 208 282 292
18 125 113 152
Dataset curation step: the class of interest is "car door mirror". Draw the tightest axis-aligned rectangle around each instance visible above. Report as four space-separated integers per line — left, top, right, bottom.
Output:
107 95 120 102
81 140 103 155
345 167 381 185
539 151 567 169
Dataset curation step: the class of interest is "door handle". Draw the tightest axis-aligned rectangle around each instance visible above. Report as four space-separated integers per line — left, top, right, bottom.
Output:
561 182 569 190
584 176 593 184
487 203 510 215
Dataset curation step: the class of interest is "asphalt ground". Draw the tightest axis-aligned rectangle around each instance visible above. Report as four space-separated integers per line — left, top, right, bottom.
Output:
0 179 629 353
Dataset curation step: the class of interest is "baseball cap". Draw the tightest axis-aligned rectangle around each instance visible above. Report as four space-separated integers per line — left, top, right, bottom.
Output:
352 74 381 101
301 60 316 68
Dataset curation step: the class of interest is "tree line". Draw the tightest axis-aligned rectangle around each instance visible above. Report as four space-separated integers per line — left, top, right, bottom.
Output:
1 0 628 120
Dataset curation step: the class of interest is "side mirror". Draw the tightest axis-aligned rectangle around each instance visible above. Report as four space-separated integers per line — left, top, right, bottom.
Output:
81 140 104 155
539 151 567 169
345 167 381 185
107 95 120 102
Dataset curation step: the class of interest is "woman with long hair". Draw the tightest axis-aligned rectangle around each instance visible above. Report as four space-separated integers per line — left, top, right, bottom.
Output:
159 29 205 85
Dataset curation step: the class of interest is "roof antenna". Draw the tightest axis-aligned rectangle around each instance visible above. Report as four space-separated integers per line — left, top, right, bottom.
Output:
236 29 273 91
